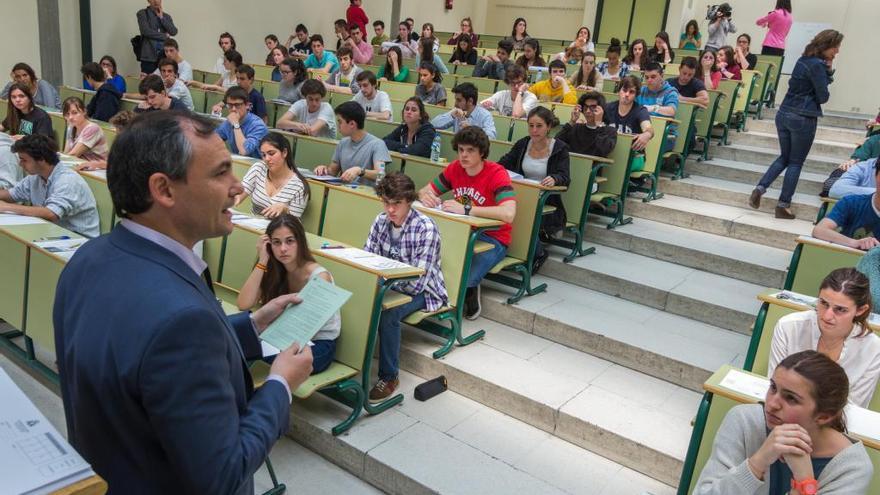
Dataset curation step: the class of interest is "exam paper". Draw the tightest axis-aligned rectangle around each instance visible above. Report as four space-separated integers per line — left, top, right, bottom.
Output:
0 214 48 226
412 200 470 219
321 247 413 270
718 369 769 401
260 276 352 350
231 211 270 231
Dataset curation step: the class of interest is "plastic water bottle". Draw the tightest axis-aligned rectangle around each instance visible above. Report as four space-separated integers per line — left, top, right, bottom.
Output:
376 161 386 183
430 135 442 162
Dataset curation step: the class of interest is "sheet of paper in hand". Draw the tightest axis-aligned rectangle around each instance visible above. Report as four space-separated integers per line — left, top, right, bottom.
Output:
260 276 352 350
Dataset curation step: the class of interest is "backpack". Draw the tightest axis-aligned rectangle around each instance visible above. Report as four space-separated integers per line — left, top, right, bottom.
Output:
131 35 143 61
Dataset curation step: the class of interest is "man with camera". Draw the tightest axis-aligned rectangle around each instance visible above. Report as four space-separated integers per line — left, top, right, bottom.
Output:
705 3 736 52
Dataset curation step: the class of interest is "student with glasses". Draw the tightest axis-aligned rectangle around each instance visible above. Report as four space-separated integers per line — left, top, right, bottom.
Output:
214 86 268 159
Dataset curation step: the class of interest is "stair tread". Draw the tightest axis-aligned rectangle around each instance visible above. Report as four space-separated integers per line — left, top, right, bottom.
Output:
696 158 828 183
672 175 823 207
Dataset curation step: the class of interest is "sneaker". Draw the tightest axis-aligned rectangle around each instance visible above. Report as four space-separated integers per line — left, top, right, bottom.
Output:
464 285 481 320
748 188 763 209
369 378 399 403
532 249 549 275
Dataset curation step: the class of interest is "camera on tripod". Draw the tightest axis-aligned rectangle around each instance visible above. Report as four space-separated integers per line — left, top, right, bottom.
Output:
706 3 733 20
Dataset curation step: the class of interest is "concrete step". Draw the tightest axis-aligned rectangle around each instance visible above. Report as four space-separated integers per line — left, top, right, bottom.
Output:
478 275 748 392
399 321 701 486
539 244 763 334
708 142 840 176
624 194 813 250
748 118 867 146
727 130 854 161
683 158 825 196
583 217 790 288
657 175 821 222
763 107 873 131
291 366 676 494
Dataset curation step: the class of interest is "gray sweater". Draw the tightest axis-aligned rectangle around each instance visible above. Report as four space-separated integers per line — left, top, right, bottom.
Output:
706 18 737 50
695 404 873 494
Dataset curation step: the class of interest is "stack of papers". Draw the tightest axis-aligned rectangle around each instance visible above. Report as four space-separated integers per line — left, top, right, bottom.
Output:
412 201 469 219
34 239 86 261
0 367 96 494
718 369 769 401
319 247 413 271
298 168 343 184
0 214 48 226
230 211 270 231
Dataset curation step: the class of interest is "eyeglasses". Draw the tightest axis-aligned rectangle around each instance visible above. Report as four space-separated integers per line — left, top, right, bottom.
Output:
226 102 247 109
583 104 599 112
279 70 293 75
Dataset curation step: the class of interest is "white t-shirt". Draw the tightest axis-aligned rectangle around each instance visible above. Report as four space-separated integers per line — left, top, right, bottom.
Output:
213 55 226 75
481 89 538 117
769 310 880 408
286 100 337 139
152 59 193 82
353 90 393 121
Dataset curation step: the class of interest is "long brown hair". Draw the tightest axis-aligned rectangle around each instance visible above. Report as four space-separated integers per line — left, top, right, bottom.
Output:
259 214 316 305
3 82 35 135
62 96 87 142
803 29 844 58
819 267 872 335
571 51 598 88
624 39 648 67
777 350 849 433
259 132 310 200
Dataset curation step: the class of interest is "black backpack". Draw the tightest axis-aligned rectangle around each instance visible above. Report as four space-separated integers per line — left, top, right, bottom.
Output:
131 35 143 61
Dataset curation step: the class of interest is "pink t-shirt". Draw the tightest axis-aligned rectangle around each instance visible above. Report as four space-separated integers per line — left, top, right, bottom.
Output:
756 9 793 49
64 122 109 162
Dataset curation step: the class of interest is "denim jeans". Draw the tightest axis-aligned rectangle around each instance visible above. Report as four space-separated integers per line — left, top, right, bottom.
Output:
466 233 508 288
377 292 426 381
311 339 337 374
756 109 818 207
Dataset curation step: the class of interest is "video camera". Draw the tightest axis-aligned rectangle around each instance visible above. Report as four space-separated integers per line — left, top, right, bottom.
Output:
706 3 733 20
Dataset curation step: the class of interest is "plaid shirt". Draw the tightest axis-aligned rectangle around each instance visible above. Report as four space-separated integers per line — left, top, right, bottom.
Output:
364 208 448 312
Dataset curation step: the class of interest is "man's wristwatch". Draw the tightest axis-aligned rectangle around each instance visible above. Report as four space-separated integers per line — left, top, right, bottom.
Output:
791 478 818 495
358 168 366 177
232 123 241 129
463 204 472 216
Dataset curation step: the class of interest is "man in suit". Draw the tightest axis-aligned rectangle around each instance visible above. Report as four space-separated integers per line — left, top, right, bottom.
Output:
53 110 313 494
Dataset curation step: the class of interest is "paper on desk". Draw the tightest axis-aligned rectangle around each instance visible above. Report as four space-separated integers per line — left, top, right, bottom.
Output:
0 214 48 226
34 239 85 260
0 367 95 495
230 211 270 231
260 276 352 350
718 369 769 401
79 169 107 179
844 405 880 443
298 168 344 183
412 200 469 218
321 247 413 270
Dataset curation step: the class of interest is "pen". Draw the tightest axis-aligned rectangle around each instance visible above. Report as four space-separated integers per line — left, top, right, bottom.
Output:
321 245 345 249
36 236 70 241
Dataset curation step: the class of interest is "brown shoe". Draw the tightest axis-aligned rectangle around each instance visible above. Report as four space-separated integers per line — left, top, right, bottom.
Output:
748 189 763 209
775 206 796 219
369 378 400 403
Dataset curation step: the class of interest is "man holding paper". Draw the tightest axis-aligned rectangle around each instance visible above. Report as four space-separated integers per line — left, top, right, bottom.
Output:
53 111 313 494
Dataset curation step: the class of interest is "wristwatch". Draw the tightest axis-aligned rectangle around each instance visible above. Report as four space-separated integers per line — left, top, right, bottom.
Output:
232 123 241 129
357 168 366 177
791 478 818 495
463 203 472 216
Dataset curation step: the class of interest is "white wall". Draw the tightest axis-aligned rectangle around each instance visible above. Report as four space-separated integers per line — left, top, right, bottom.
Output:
0 1 41 84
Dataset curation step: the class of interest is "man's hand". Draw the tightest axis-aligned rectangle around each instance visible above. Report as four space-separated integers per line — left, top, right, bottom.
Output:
441 200 465 214
480 100 494 110
340 166 363 182
419 188 441 208
592 104 605 124
853 237 880 251
313 164 331 176
570 105 582 124
226 111 241 126
632 132 651 151
251 293 303 332
269 343 313 392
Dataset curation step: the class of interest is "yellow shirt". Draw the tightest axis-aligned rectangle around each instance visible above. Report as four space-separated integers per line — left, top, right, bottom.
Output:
529 79 578 104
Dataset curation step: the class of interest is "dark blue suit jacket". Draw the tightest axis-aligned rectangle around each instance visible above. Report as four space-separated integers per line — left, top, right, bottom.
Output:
53 225 290 494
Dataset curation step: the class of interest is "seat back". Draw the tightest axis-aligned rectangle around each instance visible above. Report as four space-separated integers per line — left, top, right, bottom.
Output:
320 186 383 245
301 180 327 234
363 118 399 139
755 54 784 100
670 102 697 155
456 75 498 94
734 70 760 117
505 181 542 262
400 154 444 190
639 117 671 177
787 241 863 295
379 80 418 101
561 153 605 231
714 79 740 127
695 91 723 143
78 172 114 234
596 133 636 199
293 135 337 170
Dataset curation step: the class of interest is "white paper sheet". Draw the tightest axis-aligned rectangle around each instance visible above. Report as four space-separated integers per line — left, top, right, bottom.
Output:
0 214 48 226
321 247 413 271
412 200 470 219
718 369 770 401
844 405 880 443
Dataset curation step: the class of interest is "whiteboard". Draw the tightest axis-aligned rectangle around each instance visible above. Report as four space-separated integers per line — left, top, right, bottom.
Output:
782 22 832 74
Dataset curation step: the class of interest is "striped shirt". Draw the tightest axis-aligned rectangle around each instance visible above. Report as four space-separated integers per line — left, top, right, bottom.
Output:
241 161 308 217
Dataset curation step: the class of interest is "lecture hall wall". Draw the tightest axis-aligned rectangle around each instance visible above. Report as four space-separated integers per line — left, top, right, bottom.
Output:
7 0 876 115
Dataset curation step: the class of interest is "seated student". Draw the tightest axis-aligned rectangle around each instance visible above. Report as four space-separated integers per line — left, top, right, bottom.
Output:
830 158 877 199
214 86 268 159
596 39 629 81
134 75 189 113
84 56 126 93
418 126 516 319
303 35 340 73
82 62 121 122
353 71 393 122
569 51 603 92
568 26 595 53
415 62 447 106
497 107 570 273
473 39 515 80
377 46 409 83
529 60 577 104
667 56 709 108
381 21 419 58
264 34 282 66
154 38 193 82
74 110 135 171
0 133 22 189
276 79 336 139
813 164 880 250
506 17 530 51
715 45 743 83
0 83 53 138
61 97 108 162
637 62 679 152
1 63 61 109
419 23 440 53
333 19 351 51
551 46 584 66
448 17 479 47
344 23 374 65
479 65 537 119
237 214 338 374
404 18 419 42
838 134 880 171
268 47 288 82
371 20 389 46
364 172 448 401
190 49 241 92
646 32 675 64
277 58 308 104
431 82 497 139
623 39 648 72
212 32 236 74
383 97 436 158
697 49 720 90
696 350 873 493
155 58 194 110
604 75 654 151
515 38 546 72
556 91 617 158
0 134 99 238
415 37 449 75
313 102 390 186
449 37 478 66
323 46 363 95
734 33 758 71
769 268 880 408
208 65 267 123
237 132 309 218
287 24 312 56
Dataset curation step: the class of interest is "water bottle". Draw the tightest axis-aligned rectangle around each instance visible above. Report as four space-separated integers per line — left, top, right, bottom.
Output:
376 161 386 183
430 135 441 162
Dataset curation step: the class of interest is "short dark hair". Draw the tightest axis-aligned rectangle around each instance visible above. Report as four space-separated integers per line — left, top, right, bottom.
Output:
108 111 217 218
224 86 248 104
295 24 308 34
548 59 566 71
300 78 326 97
11 133 58 164
617 75 641 92
452 126 490 159
334 101 366 129
109 110 136 131
349 23 361 33
235 64 255 80
577 91 606 108
375 172 417 202
219 32 237 49
373 20 385 28
265 34 279 44
355 70 378 86
679 56 698 70
157 57 178 75
504 64 527 85
335 19 348 29
452 82 478 106
336 46 353 60
80 62 104 82
224 49 243 67
418 61 442 83
309 34 324 47
163 38 179 49
497 39 514 55
643 61 663 74
139 74 165 95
